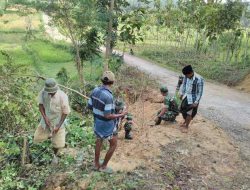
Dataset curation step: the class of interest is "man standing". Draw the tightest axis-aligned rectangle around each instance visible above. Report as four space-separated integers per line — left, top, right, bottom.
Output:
88 71 127 173
179 65 204 133
34 78 70 164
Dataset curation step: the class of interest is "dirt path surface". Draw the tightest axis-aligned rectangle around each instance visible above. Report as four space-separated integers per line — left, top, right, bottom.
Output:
120 52 250 161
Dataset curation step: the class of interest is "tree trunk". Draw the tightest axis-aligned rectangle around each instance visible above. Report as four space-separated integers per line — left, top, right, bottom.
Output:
63 16 84 86
243 31 250 67
225 45 231 64
194 31 199 51
105 0 115 71
75 45 84 86
184 28 190 48
4 0 8 10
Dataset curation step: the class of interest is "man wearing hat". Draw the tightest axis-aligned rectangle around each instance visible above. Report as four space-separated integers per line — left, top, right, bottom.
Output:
34 78 70 164
88 71 127 173
154 86 179 125
179 65 204 133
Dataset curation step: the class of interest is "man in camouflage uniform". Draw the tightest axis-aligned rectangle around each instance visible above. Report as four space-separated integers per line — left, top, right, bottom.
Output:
114 100 133 140
114 100 125 135
124 113 133 140
154 86 179 125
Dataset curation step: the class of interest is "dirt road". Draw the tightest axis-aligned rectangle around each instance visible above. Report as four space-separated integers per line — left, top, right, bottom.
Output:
120 52 250 160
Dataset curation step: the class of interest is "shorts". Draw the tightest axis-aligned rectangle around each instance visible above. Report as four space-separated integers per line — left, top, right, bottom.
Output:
33 125 66 148
180 97 198 119
94 129 117 140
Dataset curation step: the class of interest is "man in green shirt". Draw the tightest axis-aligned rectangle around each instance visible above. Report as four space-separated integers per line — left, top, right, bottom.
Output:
154 86 179 125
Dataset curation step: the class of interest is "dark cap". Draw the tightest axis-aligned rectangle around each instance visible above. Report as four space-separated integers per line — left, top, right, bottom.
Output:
182 65 193 75
160 86 168 93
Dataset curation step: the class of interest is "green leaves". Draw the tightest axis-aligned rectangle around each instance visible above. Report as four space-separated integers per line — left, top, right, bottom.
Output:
119 8 146 45
0 51 39 134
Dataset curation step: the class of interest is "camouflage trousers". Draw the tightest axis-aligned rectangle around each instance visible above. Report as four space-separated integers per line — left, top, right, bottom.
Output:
158 111 177 122
124 122 132 132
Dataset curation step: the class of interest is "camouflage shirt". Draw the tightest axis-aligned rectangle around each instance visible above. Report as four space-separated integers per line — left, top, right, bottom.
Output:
163 95 171 109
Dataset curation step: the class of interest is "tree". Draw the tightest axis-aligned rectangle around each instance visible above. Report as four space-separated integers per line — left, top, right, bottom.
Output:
97 0 130 70
105 0 115 71
36 0 97 86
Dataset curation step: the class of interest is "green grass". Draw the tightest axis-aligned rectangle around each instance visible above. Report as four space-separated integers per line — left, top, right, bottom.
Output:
28 40 73 63
0 44 33 65
136 44 249 85
0 32 26 43
83 56 104 82
37 61 77 78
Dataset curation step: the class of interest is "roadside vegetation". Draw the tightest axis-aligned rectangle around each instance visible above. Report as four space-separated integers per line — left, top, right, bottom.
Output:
116 0 250 85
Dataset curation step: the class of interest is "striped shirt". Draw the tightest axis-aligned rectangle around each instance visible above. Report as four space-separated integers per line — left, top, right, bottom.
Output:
180 73 204 104
88 86 115 138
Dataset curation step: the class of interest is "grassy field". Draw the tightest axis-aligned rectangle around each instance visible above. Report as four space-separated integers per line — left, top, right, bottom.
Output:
0 10 72 75
0 12 41 32
0 9 104 82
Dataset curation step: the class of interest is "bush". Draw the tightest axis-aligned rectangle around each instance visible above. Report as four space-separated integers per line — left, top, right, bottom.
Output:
0 51 39 134
66 114 95 148
108 52 124 73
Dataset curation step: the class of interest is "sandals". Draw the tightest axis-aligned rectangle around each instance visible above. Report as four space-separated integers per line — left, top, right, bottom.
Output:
99 166 113 174
93 160 114 173
93 160 103 171
181 127 188 133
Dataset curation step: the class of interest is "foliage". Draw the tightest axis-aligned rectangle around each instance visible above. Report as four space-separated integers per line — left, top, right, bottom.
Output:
0 50 48 190
119 7 145 45
56 67 69 84
73 27 101 62
69 82 96 113
139 45 249 85
97 0 148 53
0 44 33 65
66 114 95 148
35 0 97 84
0 51 38 134
108 52 124 73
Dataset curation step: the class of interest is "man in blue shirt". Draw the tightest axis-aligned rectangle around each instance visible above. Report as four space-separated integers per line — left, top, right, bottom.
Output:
88 71 127 173
179 65 204 133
